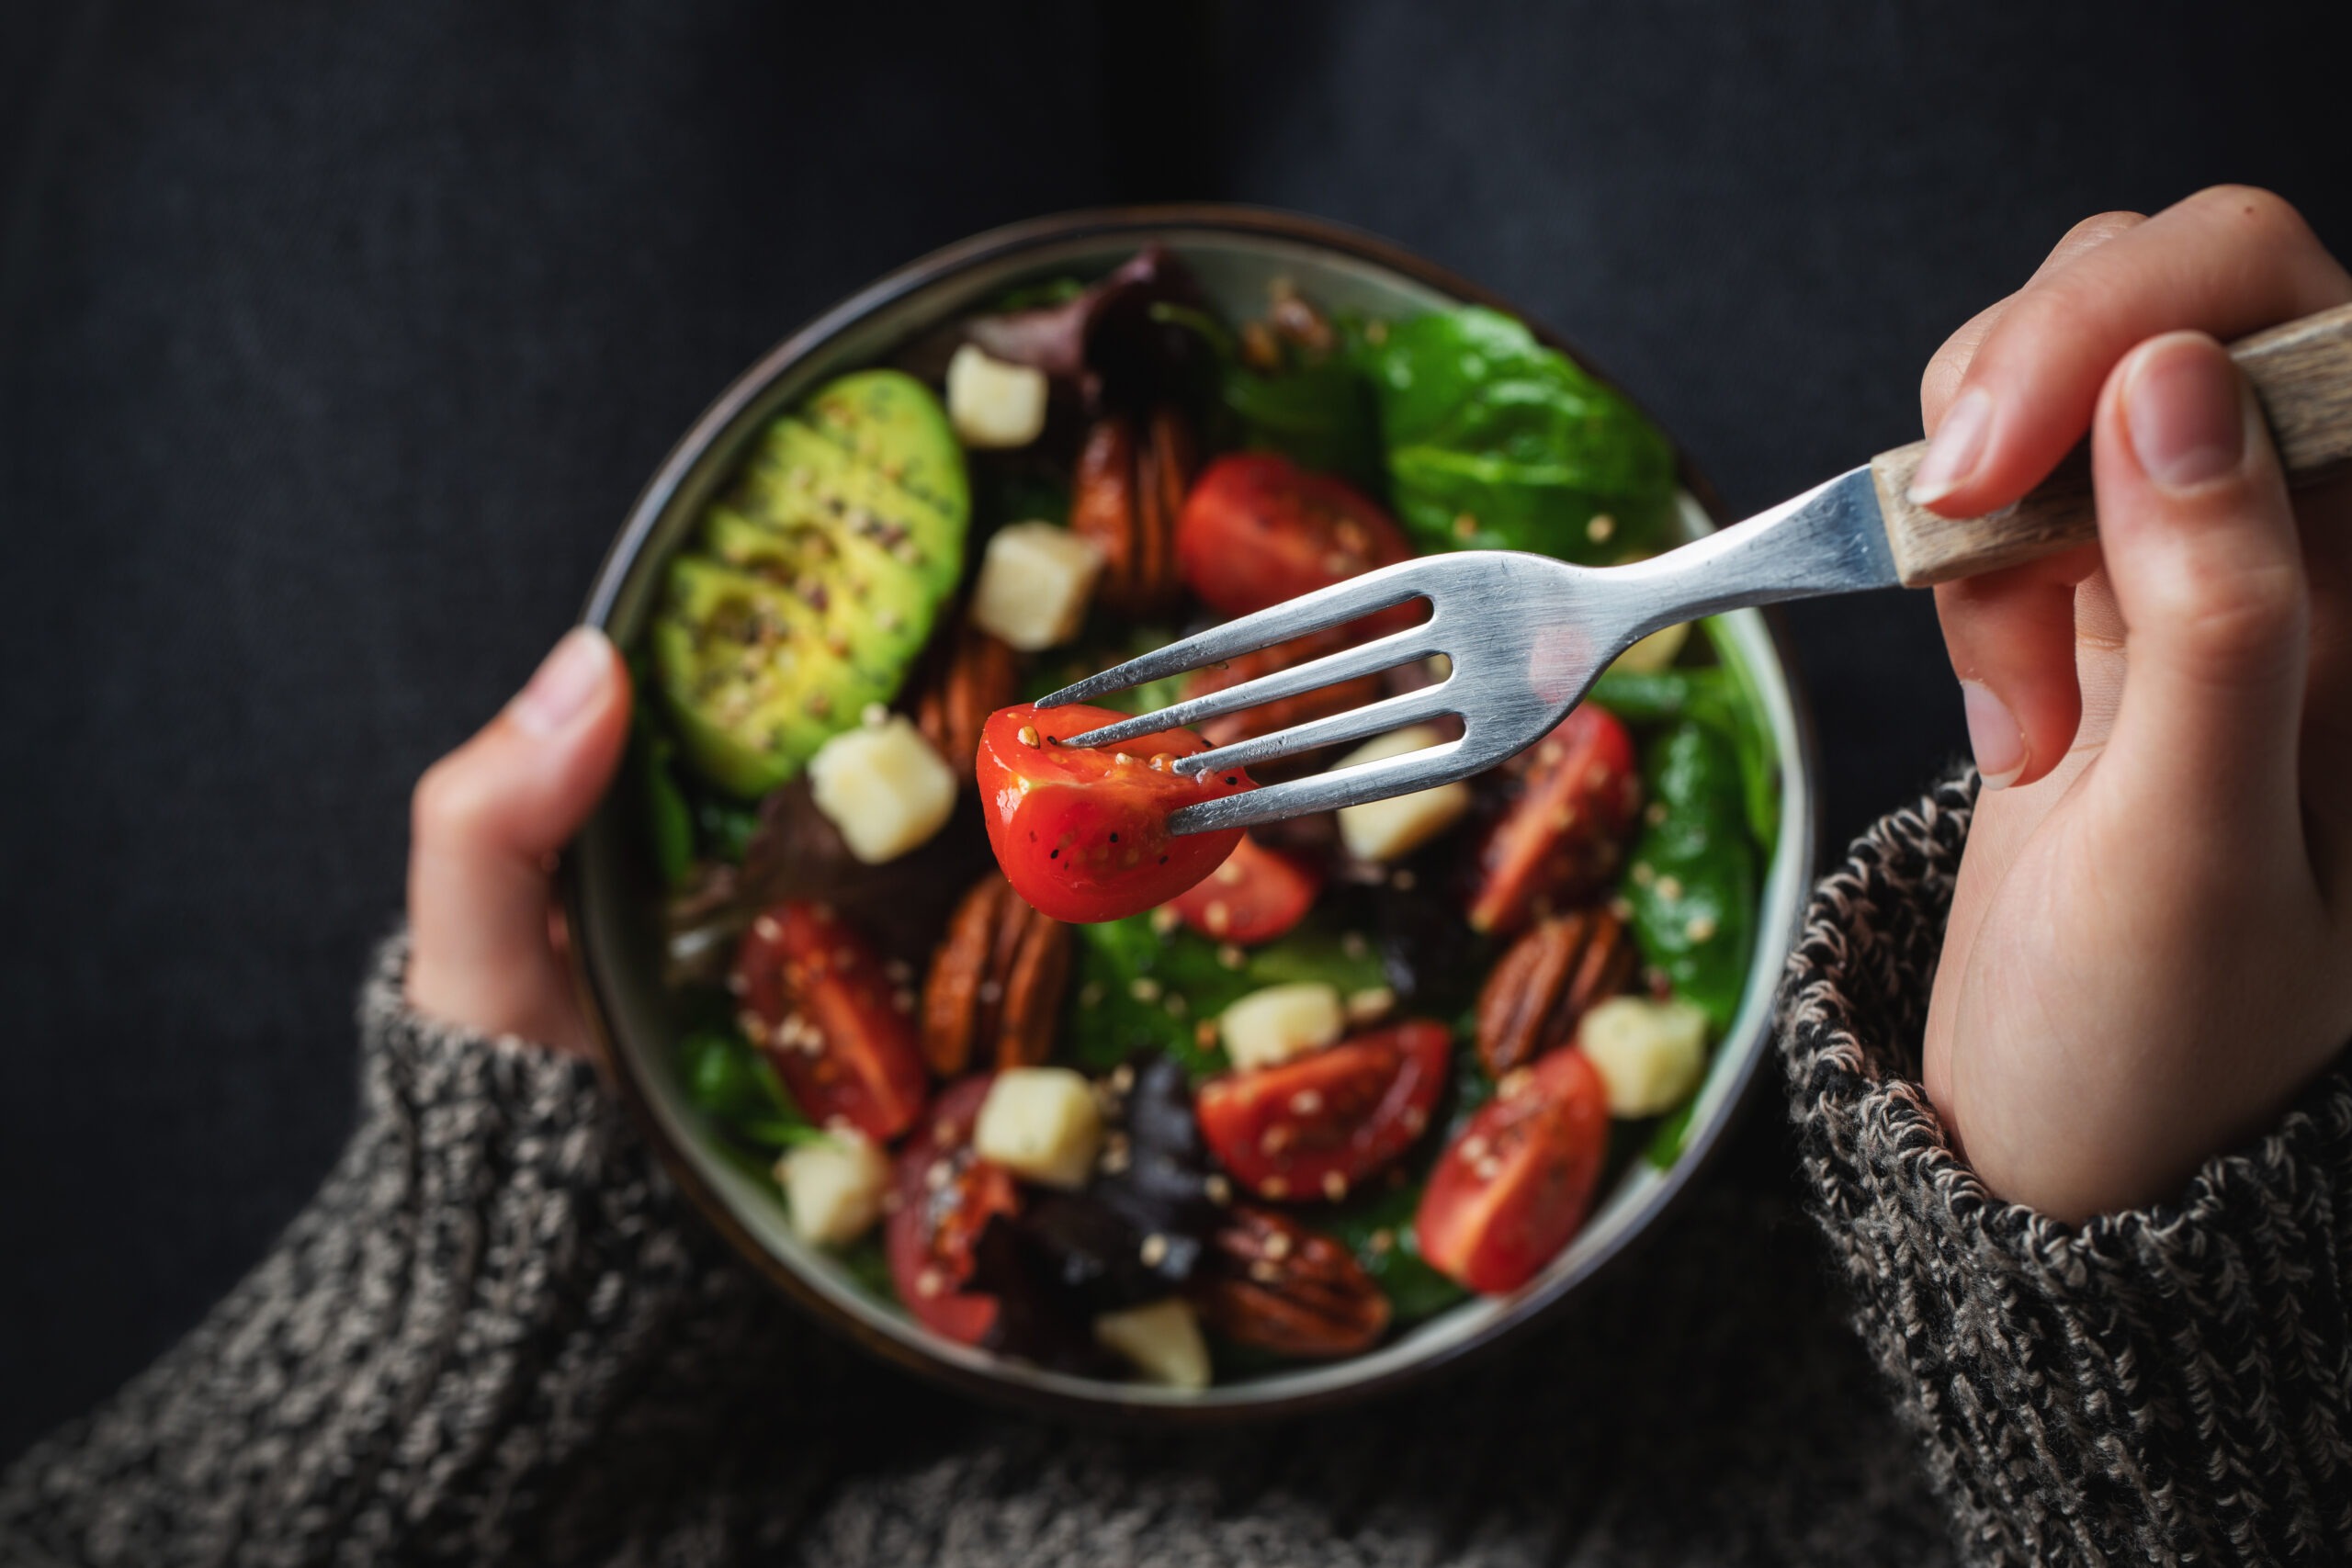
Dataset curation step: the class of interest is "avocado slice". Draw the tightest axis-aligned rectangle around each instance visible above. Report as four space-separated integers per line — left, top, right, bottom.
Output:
737 416 963 603
650 556 898 798
653 371 970 798
801 368 971 539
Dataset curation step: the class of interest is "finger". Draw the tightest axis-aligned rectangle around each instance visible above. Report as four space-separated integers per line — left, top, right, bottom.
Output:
2093 333 2309 852
1906 186 2351 515
1920 210 2146 429
1932 543 2101 787
407 628 632 1053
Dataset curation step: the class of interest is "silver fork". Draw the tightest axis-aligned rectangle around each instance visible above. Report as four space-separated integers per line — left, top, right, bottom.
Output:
1035 302 2352 838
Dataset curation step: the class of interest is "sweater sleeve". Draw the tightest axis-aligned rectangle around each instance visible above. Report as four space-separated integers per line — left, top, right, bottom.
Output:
1783 770 2352 1565
0 931 801 1567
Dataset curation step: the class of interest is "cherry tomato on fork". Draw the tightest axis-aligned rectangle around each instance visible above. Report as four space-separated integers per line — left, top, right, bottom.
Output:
975 701 1253 923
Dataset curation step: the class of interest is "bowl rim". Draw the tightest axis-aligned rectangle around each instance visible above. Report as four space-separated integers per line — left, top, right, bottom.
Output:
565 201 1819 1425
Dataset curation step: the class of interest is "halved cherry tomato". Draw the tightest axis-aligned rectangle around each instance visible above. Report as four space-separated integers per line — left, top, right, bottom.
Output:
886 1076 1019 1344
1176 452 1411 617
1464 704 1641 935
1415 1046 1609 1294
975 701 1251 924
1196 1020 1452 1202
1169 833 1319 945
735 901 929 1141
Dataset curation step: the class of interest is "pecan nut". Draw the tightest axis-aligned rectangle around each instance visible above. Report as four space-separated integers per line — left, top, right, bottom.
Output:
1475 908 1637 1077
922 872 1072 1076
913 618 1020 781
1072 404 1194 616
1188 1204 1390 1359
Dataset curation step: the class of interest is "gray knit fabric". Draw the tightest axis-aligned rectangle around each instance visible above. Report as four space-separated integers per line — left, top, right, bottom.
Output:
1783 770 2352 1564
3 778 2344 1566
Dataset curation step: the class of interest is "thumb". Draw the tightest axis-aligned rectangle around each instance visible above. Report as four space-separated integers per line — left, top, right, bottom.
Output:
406 627 632 1053
2094 332 2310 857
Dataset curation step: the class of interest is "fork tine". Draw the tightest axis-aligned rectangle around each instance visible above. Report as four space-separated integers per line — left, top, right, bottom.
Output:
1169 684 1457 778
1054 624 1442 751
1165 729 1476 837
1033 558 1438 710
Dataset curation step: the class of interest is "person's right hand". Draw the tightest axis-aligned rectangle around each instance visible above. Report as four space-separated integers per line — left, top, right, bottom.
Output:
1914 186 2352 1223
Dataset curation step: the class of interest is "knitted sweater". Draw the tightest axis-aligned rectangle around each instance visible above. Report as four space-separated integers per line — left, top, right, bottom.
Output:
3 777 2347 1567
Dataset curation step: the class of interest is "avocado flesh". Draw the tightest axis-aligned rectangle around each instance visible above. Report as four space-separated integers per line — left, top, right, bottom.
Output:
801 368 971 538
655 370 969 798
651 556 899 798
738 416 963 604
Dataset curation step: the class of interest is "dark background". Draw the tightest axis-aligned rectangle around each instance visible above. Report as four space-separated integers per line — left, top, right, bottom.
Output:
4 0 2346 1463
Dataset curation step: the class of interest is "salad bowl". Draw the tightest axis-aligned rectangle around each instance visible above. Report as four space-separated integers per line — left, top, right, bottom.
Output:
566 205 1818 1420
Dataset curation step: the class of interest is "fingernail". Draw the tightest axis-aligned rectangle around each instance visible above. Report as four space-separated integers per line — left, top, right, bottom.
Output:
1959 680 2025 789
2125 336 2245 491
512 628 612 737
1907 388 1994 507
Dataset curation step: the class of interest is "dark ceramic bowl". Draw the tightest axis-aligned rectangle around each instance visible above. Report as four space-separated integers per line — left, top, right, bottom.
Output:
567 206 1817 1421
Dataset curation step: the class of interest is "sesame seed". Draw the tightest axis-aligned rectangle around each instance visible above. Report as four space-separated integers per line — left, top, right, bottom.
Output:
1110 1064 1136 1094
1017 725 1041 748
915 1268 945 1299
1391 869 1418 892
1216 861 1247 886
1345 987 1396 1025
1369 1228 1396 1254
1129 977 1161 1002
1400 1106 1428 1134
1217 943 1246 970
1262 1177 1288 1199
1631 863 1656 886
1460 1134 1490 1164
1139 1234 1170 1268
1498 1066 1536 1100
1289 1089 1323 1115
1586 513 1616 543
1452 513 1478 541
726 972 748 996
1196 1020 1220 1048
1656 875 1684 901
1340 931 1368 959
1150 906 1181 935
1322 1171 1350 1201
1114 752 1136 767
892 988 915 1014
1686 914 1718 942
977 979 1003 1005
1645 800 1669 827
1164 993 1188 1018
1148 752 1176 772
1262 1229 1294 1260
752 915 783 942
1261 1126 1291 1155
1250 1258 1282 1283
862 701 889 728
925 1160 953 1191
1474 1156 1503 1181
1203 901 1230 935
1204 1174 1233 1204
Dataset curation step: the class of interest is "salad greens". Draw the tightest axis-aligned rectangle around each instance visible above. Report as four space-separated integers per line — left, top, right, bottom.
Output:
1622 720 1758 1035
1352 307 1678 563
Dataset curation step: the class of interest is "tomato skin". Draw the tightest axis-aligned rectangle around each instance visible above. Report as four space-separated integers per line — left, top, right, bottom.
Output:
1176 453 1411 617
1415 1046 1610 1294
1168 834 1320 945
1196 1020 1453 1201
735 901 930 1141
886 1076 1020 1344
1464 704 1642 935
975 702 1251 924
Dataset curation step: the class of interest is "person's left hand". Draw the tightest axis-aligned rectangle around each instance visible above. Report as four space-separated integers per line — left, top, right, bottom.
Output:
406 627 632 1055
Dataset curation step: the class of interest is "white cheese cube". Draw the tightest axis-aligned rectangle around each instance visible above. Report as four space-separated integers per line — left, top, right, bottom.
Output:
946 344 1049 449
1333 725 1473 863
1094 1298 1210 1391
1577 996 1710 1117
968 522 1104 651
807 716 957 864
1611 619 1691 675
974 1066 1104 1190
1219 982 1344 1071
779 1134 889 1247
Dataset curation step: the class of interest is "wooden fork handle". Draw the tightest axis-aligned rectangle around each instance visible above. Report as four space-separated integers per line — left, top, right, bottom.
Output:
1869 301 2352 586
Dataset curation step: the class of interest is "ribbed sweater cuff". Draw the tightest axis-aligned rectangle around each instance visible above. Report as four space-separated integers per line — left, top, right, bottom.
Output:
1782 769 2352 1564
